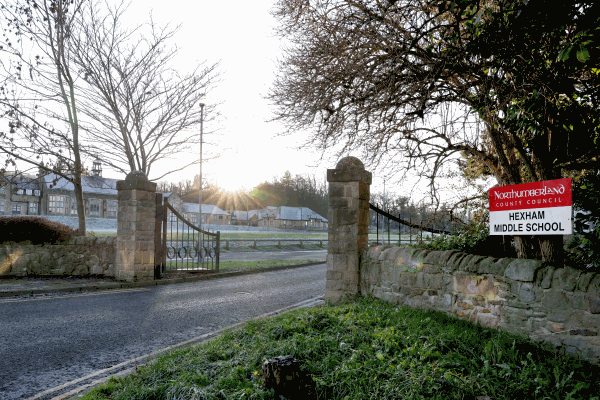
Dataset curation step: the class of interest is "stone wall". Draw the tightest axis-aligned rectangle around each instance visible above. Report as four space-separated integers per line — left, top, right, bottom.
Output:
0 236 117 277
361 245 600 362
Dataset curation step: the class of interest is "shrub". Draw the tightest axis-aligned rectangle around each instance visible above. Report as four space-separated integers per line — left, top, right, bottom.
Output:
566 171 600 272
416 211 516 258
0 217 78 245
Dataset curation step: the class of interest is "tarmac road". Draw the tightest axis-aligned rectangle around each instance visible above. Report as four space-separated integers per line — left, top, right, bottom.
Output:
0 264 326 400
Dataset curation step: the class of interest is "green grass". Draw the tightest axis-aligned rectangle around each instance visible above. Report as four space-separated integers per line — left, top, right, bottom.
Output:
80 296 600 400
221 232 327 239
165 259 321 272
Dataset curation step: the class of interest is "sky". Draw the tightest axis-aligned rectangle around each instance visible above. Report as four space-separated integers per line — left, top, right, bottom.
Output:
114 0 339 193
1 0 459 201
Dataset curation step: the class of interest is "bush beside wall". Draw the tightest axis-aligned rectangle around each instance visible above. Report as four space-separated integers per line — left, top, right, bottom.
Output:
0 236 117 277
361 246 600 363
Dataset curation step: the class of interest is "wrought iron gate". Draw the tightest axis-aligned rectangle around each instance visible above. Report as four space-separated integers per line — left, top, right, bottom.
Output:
154 194 220 277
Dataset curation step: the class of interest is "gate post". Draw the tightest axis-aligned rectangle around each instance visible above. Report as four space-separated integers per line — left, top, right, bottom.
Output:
115 171 157 282
326 156 372 302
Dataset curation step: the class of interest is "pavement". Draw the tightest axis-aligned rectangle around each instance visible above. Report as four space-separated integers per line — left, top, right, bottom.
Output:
0 261 325 298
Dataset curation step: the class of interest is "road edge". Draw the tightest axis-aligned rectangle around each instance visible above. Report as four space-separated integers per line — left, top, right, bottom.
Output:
0 262 325 298
33 296 326 400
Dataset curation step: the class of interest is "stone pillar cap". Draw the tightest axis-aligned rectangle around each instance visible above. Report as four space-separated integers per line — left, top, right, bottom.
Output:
125 170 148 182
336 156 365 170
117 170 156 191
328 156 372 184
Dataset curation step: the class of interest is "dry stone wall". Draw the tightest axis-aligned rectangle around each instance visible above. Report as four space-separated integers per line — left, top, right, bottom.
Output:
0 236 116 277
361 245 600 363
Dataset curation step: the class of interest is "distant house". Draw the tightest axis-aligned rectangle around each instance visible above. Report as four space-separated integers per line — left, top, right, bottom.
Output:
182 203 231 226
0 159 120 218
231 206 328 230
230 210 259 226
41 169 119 218
0 176 43 215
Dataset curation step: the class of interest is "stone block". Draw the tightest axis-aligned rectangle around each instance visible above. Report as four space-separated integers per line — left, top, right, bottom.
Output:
552 268 581 292
505 259 542 282
380 246 404 261
399 272 417 286
542 291 570 310
578 272 596 292
438 250 459 267
567 292 588 310
518 283 536 303
489 258 513 276
476 257 497 274
446 252 469 272
590 298 600 314
422 251 444 266
458 255 483 272
538 266 555 289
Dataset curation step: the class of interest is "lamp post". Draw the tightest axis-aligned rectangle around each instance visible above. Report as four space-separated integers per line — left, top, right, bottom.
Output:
199 103 205 232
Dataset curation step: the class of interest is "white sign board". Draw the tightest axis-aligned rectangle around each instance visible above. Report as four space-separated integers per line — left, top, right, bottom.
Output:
489 178 572 235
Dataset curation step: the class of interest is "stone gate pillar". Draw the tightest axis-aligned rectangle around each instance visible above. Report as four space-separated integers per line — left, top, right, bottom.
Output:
116 171 157 282
326 156 372 302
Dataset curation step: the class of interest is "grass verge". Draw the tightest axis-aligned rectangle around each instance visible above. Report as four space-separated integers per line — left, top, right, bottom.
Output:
88 232 328 240
80 296 599 400
165 259 321 272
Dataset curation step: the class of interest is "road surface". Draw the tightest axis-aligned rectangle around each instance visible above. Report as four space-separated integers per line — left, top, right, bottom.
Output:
0 264 326 400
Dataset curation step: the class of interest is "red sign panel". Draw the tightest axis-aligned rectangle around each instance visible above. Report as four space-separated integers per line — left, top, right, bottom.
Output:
489 178 572 212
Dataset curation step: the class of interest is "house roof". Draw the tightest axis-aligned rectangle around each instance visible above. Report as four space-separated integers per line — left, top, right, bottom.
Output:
232 210 259 220
182 202 230 216
257 206 328 222
4 176 41 190
279 206 328 222
42 173 119 195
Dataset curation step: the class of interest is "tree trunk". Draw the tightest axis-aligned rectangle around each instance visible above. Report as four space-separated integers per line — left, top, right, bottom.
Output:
513 236 541 259
538 236 563 265
73 168 86 236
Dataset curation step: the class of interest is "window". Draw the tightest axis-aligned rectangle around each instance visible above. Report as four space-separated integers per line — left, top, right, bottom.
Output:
34 190 40 196
71 197 77 215
29 202 38 215
49 195 67 214
190 214 198 224
270 220 273 226
168 210 177 222
283 220 287 225
26 189 33 195
107 200 117 218
12 204 21 214
16 189 24 195
0 199 4 213
89 198 101 216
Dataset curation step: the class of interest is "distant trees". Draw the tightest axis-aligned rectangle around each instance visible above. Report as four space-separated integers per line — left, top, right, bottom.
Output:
269 0 600 262
72 0 219 180
0 0 88 234
156 170 329 217
250 171 328 216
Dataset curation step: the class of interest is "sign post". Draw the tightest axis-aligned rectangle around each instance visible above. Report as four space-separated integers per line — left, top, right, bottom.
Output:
489 178 572 235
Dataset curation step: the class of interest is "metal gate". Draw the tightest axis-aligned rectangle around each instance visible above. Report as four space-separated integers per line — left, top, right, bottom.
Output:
154 194 220 277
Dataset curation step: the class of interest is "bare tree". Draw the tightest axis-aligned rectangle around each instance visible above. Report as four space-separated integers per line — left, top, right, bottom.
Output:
0 0 89 234
72 0 220 180
269 0 599 262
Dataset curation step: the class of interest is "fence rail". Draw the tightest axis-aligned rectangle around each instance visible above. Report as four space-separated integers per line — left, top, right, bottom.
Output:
369 202 455 246
221 238 327 250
